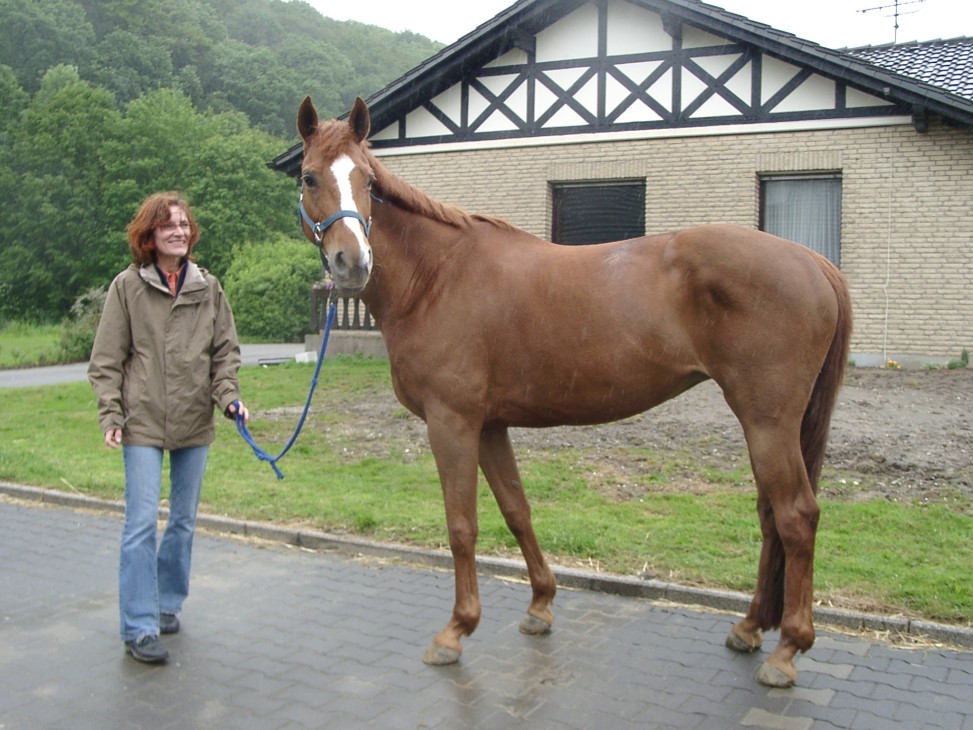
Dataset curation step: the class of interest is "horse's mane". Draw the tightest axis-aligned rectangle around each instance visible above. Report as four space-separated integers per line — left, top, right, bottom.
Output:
306 119 516 233
363 147 517 233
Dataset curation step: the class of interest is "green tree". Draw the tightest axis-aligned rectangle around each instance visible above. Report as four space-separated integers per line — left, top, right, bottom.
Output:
223 234 322 342
0 66 121 319
106 89 207 195
201 39 294 136
76 0 226 68
0 0 96 92
277 37 352 122
0 64 29 141
90 29 175 104
222 0 286 47
0 0 443 136
326 25 442 107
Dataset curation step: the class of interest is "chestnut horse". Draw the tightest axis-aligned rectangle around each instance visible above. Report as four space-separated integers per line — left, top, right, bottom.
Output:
295 96 852 688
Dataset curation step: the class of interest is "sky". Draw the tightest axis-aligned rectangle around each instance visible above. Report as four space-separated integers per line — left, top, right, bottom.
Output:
301 0 972 48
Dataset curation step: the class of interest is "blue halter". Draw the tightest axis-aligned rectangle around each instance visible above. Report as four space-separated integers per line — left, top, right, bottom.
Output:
298 189 371 247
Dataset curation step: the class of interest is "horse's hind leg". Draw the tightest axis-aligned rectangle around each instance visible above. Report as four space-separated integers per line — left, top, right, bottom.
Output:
479 426 556 634
726 492 782 653
728 423 819 688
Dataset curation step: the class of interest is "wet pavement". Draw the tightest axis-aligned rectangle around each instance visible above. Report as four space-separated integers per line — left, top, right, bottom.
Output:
1 487 971 730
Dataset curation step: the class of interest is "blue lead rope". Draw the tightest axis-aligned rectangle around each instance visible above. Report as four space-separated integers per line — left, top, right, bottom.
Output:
234 301 337 479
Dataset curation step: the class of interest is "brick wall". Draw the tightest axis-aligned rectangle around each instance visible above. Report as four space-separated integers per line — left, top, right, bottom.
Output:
376 120 973 363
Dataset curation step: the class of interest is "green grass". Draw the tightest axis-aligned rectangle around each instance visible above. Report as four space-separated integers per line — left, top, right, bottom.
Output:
1 357 972 625
0 321 62 368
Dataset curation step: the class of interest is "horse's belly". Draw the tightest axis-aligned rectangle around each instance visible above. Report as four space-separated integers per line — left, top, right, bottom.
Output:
492 369 705 428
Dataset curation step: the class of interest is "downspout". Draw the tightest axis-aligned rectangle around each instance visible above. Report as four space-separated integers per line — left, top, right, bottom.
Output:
881 153 893 364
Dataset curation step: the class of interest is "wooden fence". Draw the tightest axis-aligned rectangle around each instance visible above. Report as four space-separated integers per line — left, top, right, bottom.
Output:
310 286 375 332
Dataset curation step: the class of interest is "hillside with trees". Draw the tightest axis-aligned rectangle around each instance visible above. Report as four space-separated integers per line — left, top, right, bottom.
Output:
0 0 442 328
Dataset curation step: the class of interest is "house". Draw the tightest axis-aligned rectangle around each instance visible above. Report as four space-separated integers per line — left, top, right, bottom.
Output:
272 0 973 366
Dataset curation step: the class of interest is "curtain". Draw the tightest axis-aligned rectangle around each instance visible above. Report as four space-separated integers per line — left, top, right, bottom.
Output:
761 177 842 266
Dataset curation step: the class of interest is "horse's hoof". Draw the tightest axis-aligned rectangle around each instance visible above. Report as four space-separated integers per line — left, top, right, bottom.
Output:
725 628 762 653
519 613 553 635
422 641 461 666
756 658 797 688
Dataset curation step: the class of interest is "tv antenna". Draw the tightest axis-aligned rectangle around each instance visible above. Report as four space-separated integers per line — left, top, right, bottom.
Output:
859 0 926 43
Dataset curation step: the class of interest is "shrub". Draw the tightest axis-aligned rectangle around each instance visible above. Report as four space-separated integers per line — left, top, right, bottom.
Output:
947 349 969 370
223 235 323 342
58 286 107 363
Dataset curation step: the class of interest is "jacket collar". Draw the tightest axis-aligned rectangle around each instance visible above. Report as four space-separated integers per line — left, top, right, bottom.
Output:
137 260 207 295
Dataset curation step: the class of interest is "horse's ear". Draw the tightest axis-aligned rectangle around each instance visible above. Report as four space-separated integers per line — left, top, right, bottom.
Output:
298 96 318 142
349 97 370 143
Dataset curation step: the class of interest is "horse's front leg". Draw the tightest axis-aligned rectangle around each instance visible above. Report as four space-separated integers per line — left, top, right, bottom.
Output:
421 408 482 666
479 426 556 635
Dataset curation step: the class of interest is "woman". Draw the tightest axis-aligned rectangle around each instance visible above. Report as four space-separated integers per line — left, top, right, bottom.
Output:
88 191 249 664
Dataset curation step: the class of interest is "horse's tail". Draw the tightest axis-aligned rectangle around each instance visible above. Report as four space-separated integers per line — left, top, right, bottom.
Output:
759 257 851 632
800 257 853 494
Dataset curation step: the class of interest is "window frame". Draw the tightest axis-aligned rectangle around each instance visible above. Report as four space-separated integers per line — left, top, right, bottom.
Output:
758 172 843 267
550 179 646 246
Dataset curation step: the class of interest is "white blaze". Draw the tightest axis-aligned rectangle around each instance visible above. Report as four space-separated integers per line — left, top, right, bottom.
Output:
330 154 371 263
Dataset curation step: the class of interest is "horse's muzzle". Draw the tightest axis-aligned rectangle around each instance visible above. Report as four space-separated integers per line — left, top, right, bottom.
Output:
328 247 372 292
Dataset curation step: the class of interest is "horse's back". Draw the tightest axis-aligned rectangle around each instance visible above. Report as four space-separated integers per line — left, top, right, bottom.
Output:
519 222 840 367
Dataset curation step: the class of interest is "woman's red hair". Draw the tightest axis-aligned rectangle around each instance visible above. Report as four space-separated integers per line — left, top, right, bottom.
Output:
126 191 200 267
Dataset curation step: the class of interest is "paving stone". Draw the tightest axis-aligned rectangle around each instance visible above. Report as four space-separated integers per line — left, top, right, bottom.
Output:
740 707 813 730
1 497 971 730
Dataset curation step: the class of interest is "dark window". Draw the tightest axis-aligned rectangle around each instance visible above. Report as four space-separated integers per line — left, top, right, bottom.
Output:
760 174 842 266
551 181 646 245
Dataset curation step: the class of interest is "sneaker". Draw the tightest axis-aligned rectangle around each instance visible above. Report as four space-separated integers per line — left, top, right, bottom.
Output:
125 635 169 664
160 613 180 635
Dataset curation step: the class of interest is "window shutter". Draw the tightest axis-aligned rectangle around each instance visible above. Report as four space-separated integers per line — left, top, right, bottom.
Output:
552 181 646 245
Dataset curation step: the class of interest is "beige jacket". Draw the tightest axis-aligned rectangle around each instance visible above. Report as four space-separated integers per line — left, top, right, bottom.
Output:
87 262 241 449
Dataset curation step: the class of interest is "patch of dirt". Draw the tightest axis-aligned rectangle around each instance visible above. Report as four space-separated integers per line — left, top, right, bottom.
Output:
306 367 973 507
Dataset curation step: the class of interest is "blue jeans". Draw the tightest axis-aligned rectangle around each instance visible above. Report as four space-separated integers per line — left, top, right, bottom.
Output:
119 444 208 642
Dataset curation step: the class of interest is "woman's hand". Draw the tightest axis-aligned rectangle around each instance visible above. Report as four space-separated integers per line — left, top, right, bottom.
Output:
104 429 123 448
227 400 249 424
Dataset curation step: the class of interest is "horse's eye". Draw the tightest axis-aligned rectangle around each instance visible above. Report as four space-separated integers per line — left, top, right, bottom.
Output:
301 173 317 188
366 174 376 191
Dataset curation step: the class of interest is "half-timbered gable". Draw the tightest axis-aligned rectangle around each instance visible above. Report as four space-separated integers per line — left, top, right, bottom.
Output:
370 2 906 147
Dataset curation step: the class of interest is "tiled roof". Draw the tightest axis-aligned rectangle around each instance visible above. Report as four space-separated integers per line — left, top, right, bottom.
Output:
847 37 973 101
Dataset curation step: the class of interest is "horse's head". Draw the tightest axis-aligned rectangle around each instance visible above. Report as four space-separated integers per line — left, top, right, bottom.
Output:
297 96 374 292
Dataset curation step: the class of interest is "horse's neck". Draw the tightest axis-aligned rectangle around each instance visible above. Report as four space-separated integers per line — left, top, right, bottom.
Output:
368 150 469 229
362 152 484 326
362 199 446 325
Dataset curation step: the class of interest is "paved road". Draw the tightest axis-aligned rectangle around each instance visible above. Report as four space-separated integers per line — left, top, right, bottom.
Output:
0 344 306 388
1 491 971 730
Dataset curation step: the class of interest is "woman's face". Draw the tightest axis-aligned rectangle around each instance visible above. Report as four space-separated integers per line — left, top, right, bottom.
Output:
153 204 191 271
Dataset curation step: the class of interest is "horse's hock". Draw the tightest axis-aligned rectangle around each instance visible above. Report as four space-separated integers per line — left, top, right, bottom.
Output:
307 285 387 358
